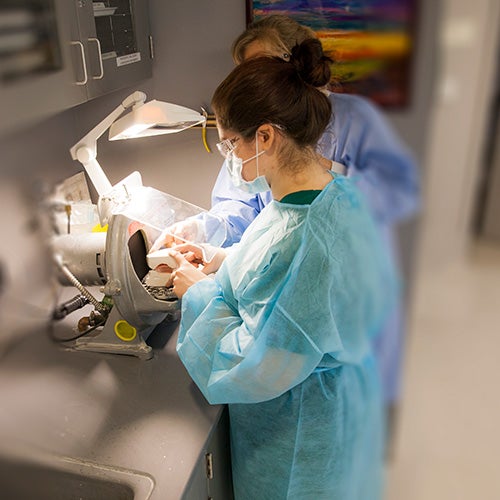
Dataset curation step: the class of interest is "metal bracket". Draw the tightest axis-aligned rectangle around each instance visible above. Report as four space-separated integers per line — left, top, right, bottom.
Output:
63 307 154 360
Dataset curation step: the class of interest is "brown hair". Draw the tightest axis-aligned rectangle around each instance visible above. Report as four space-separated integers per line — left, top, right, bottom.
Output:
212 39 332 149
232 15 317 64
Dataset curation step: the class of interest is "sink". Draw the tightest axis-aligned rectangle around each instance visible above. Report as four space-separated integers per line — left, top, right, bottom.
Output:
0 449 155 500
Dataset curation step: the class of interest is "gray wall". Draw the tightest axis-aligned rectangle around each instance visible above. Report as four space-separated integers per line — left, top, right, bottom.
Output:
416 0 500 269
0 0 440 348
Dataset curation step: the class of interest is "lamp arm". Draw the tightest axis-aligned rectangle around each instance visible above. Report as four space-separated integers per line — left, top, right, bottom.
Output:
69 91 147 196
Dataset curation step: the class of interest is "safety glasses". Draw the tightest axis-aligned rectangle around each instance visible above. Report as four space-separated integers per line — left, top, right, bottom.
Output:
216 136 240 158
216 124 285 159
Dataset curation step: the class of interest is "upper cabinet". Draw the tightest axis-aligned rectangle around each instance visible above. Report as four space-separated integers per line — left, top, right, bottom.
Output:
73 0 152 99
0 0 152 136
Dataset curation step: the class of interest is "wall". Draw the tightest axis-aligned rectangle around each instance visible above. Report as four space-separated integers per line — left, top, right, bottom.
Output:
415 0 500 271
385 0 442 282
0 0 441 350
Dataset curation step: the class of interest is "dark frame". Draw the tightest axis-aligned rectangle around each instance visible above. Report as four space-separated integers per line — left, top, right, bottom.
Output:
246 0 418 108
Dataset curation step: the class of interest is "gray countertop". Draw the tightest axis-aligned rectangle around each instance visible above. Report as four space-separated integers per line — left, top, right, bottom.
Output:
0 320 223 499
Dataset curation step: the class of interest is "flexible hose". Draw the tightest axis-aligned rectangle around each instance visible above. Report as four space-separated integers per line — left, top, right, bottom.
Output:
52 294 89 320
54 254 108 314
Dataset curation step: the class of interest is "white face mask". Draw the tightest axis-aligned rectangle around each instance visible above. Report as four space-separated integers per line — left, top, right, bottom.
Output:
226 136 269 194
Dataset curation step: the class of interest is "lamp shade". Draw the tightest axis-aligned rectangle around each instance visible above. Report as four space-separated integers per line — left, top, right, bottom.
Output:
108 100 205 141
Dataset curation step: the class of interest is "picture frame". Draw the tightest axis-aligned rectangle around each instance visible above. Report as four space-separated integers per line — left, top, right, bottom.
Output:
246 0 417 108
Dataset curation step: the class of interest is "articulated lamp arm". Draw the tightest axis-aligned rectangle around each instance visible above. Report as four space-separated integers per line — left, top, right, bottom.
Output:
69 91 147 197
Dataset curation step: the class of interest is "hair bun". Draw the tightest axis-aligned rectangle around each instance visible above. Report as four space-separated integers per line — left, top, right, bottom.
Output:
290 39 332 87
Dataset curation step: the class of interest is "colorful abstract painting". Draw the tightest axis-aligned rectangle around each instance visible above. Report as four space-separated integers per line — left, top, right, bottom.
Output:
247 0 416 107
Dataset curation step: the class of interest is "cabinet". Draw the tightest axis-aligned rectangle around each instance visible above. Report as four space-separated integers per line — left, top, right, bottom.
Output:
73 0 152 100
0 0 152 136
182 407 234 500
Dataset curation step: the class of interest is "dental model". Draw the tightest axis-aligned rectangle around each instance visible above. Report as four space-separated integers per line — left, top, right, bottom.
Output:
146 248 178 269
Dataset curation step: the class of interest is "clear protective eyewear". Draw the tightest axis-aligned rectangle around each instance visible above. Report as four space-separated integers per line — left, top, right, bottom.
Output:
216 136 240 159
216 124 285 159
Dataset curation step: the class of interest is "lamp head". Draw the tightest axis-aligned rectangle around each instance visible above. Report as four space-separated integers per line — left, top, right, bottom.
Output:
108 100 206 141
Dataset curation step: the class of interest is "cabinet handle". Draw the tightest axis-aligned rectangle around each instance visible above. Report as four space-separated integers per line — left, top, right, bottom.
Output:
89 38 104 80
149 35 155 59
71 41 88 85
205 452 214 479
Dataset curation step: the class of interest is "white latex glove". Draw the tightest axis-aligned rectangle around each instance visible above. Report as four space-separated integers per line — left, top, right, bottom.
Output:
172 243 227 275
150 219 205 253
168 250 210 298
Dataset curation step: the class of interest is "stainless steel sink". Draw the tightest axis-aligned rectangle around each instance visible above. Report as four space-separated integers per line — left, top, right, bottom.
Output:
0 449 155 500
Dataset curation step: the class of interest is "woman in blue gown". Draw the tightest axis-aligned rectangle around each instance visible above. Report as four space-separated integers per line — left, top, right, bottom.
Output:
168 40 398 499
209 15 420 413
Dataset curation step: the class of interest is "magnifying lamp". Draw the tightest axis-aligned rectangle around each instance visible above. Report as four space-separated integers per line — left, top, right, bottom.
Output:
69 91 205 224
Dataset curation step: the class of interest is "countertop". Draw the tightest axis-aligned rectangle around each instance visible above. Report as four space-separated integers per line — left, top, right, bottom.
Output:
0 319 224 499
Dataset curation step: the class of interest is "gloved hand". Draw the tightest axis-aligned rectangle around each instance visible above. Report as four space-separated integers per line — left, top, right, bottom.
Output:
171 243 227 275
150 218 206 253
168 250 209 299
151 244 227 298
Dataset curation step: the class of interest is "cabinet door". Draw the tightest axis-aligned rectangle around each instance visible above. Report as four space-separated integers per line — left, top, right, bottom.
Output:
0 0 87 136
181 455 209 500
74 0 152 100
181 408 234 500
206 407 234 500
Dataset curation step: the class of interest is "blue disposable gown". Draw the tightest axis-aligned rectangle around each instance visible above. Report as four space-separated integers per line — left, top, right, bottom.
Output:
177 175 398 500
209 92 420 404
